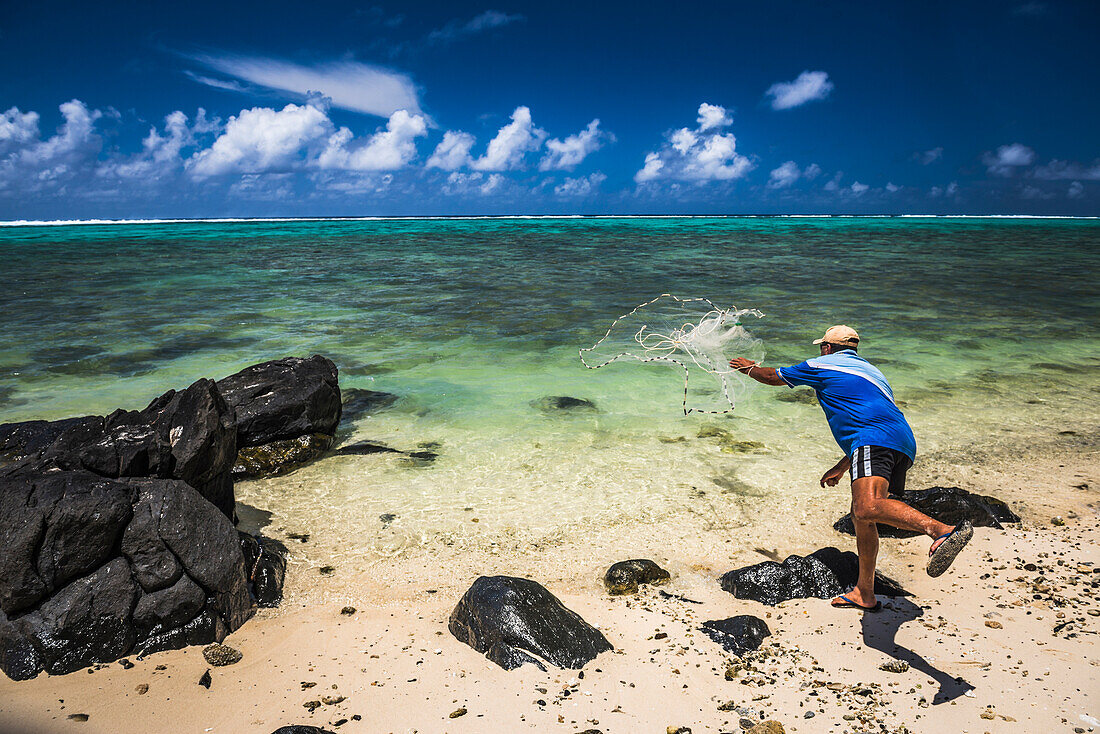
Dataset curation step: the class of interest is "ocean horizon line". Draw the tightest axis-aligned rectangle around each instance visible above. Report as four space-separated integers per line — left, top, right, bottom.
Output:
2 214 1098 227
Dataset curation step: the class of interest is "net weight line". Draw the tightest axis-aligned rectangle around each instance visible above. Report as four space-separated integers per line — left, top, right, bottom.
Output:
579 293 764 415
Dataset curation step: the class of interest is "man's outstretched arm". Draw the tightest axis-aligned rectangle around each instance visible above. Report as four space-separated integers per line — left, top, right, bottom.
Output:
729 358 787 386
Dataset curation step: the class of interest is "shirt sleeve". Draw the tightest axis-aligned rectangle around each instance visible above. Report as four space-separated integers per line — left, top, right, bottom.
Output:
775 361 823 390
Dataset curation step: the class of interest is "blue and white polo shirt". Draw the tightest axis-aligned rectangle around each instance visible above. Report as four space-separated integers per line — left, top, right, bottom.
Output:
776 350 916 461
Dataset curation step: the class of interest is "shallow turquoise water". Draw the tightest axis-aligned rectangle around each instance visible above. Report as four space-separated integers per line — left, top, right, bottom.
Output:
2 218 1098 558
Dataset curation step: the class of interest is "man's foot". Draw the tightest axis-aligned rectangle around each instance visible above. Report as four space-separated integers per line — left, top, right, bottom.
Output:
927 521 974 577
830 589 879 611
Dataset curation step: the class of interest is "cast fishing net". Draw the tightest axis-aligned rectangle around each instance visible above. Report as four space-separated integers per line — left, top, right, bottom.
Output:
579 293 765 414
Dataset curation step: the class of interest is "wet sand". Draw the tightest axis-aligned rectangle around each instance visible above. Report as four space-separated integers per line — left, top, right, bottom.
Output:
1 443 1097 734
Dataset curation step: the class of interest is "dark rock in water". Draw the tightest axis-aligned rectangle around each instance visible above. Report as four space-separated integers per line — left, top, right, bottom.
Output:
449 575 613 671
0 473 256 681
341 388 399 421
334 440 439 467
217 355 342 447
700 616 771 656
271 727 338 734
532 396 598 413
237 532 287 608
232 434 333 480
604 560 671 595
720 547 908 606
334 440 400 456
833 486 1021 538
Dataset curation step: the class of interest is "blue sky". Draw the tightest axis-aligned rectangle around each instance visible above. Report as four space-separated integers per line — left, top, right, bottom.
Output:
1 0 1098 218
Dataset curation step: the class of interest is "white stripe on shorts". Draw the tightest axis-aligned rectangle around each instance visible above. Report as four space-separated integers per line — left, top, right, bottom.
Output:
863 445 872 477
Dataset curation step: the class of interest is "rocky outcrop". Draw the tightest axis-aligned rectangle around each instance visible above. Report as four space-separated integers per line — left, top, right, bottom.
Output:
0 355 337 680
720 547 908 606
218 355 341 447
0 416 99 465
238 533 288 608
232 434 332 480
0 472 255 680
272 727 337 734
700 616 771 656
449 576 613 671
531 396 598 413
604 559 671 595
833 485 1020 538
1 379 238 518
217 356 340 479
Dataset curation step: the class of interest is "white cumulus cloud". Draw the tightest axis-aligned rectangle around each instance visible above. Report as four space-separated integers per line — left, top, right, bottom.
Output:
982 143 1035 176
539 119 609 171
697 103 732 131
185 54 424 118
850 181 869 195
0 100 103 192
767 160 820 189
426 130 476 170
442 171 505 196
187 103 333 178
765 71 833 110
318 109 428 170
554 172 606 197
1067 181 1084 199
634 103 753 184
471 106 546 171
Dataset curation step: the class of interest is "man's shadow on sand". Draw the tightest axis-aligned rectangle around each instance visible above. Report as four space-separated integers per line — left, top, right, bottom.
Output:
861 595 974 704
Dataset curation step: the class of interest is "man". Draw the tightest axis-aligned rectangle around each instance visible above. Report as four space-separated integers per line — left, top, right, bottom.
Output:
730 325 972 612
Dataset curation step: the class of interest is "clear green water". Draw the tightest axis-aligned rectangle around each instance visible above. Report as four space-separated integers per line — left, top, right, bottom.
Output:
2 218 1098 559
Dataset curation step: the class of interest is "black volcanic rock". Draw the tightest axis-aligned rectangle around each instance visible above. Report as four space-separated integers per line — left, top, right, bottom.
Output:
604 559 671 595
238 532 288 607
0 417 100 466
720 547 908 606
833 485 1020 538
217 355 342 447
231 434 333 480
532 396 598 413
8 379 238 518
341 388 399 422
449 576 613 671
700 616 771 656
0 472 259 681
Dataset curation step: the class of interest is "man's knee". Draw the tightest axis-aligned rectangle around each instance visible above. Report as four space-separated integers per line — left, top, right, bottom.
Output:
851 498 879 524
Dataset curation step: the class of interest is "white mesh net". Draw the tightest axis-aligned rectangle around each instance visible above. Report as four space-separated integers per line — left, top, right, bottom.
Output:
580 293 765 414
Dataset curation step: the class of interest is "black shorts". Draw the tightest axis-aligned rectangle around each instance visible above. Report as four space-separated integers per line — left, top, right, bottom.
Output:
849 445 912 491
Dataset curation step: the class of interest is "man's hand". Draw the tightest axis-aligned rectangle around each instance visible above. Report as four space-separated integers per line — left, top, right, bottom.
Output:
729 357 757 373
820 455 852 487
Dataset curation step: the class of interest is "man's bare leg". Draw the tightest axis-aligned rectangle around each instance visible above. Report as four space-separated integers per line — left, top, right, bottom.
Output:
834 476 954 607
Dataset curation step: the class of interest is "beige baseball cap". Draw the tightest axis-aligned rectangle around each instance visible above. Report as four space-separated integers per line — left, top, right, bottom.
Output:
813 325 860 347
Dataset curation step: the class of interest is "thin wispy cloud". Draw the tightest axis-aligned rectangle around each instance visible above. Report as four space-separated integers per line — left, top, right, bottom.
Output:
765 71 834 110
916 147 943 165
184 53 424 119
427 11 523 46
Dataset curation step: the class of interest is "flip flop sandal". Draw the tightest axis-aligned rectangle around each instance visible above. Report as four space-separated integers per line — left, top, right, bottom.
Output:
830 594 882 612
927 520 974 578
